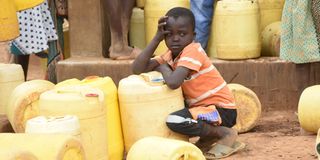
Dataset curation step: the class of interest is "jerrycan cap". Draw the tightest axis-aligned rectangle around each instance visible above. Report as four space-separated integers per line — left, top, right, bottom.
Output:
140 71 165 86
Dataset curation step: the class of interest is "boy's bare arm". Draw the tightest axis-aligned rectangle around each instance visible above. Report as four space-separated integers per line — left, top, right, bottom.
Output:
132 16 170 74
156 64 190 89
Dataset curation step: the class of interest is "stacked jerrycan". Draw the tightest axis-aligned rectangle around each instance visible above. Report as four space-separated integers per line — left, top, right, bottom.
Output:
261 21 281 56
127 136 205 160
38 85 107 160
55 76 124 160
298 85 320 133
130 7 146 50
0 64 24 115
79 76 124 160
257 0 285 32
118 71 188 152
258 0 284 56
0 133 85 160
208 0 261 59
144 0 190 55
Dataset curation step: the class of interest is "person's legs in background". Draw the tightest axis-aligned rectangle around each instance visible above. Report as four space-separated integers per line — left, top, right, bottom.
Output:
190 0 214 50
105 0 140 60
14 55 29 81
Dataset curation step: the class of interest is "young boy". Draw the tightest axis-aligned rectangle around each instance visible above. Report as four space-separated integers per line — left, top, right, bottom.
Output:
132 7 244 159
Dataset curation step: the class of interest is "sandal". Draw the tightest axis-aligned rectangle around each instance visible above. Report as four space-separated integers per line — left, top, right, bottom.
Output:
204 141 245 159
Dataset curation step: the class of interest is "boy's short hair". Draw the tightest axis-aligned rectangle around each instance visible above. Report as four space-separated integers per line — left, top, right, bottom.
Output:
165 7 195 31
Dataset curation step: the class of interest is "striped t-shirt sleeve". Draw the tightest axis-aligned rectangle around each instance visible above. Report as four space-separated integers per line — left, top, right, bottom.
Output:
176 46 204 72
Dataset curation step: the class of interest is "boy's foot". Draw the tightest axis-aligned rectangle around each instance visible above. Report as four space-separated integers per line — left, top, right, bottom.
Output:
204 141 245 159
195 137 218 153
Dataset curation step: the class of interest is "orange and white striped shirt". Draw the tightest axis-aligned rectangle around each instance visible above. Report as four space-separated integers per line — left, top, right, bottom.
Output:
155 42 236 111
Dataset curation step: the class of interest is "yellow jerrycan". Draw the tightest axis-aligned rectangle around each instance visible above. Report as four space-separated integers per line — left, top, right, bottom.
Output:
144 0 190 56
79 76 124 160
56 76 124 160
118 71 188 152
0 133 85 160
25 115 81 138
208 0 261 59
55 78 81 88
130 7 146 50
257 0 285 31
0 0 19 42
261 21 281 56
127 136 205 160
227 83 261 133
6 80 55 133
0 63 24 114
298 85 320 133
0 149 38 160
38 86 108 160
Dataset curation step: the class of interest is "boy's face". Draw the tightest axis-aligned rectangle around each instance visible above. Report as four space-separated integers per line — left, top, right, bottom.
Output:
164 16 195 56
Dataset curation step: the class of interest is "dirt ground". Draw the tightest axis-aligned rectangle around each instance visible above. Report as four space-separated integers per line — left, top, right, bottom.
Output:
0 42 318 160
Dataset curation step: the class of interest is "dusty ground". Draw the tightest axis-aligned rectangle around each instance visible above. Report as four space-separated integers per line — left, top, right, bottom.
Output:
0 42 318 160
226 110 317 160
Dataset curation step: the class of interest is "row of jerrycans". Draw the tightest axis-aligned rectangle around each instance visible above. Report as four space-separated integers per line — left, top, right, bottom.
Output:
132 0 284 58
23 72 186 160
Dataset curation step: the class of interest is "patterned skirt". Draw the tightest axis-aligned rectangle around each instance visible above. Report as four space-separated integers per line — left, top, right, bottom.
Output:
312 0 320 47
280 0 320 63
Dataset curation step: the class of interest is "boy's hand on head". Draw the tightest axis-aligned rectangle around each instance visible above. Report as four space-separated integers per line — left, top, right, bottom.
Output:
155 16 170 42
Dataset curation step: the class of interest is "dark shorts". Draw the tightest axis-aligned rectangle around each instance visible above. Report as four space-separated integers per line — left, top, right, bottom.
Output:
166 107 237 137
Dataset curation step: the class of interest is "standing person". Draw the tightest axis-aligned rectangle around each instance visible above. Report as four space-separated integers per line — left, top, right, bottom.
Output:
105 0 141 60
132 7 245 159
190 0 215 50
11 0 58 80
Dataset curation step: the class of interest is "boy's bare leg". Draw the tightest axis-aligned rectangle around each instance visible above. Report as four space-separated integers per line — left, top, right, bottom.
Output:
105 0 139 60
196 123 238 152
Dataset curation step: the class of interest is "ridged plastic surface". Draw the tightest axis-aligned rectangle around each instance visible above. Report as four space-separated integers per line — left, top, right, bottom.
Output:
228 83 261 133
208 0 261 59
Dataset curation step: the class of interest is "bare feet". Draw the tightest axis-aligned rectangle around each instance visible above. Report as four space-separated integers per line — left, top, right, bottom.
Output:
109 46 141 60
